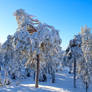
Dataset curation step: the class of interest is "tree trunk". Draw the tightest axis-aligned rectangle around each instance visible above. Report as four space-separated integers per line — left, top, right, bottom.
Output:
34 72 35 80
35 54 40 88
74 57 76 88
52 72 55 83
86 82 88 92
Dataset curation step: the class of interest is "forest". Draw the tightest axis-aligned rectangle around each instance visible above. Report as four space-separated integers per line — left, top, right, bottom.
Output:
0 9 92 92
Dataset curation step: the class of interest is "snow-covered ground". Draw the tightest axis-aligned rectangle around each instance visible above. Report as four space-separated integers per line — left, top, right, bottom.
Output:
0 70 91 92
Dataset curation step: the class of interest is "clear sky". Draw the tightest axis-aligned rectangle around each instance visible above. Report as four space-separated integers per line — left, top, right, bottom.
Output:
0 0 92 50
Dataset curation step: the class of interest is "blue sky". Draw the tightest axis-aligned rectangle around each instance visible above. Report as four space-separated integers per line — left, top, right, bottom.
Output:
0 0 92 50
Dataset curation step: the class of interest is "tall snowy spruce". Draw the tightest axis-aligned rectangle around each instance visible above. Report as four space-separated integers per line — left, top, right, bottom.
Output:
81 25 92 92
64 33 84 88
0 9 62 87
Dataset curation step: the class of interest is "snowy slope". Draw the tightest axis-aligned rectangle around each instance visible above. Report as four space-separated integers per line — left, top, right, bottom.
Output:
0 70 92 92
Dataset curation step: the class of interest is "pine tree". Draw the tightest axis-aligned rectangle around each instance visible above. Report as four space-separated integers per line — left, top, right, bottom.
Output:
65 34 83 88
13 9 62 87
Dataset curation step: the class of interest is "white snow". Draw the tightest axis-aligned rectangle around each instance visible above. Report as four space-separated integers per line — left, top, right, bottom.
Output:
0 70 91 92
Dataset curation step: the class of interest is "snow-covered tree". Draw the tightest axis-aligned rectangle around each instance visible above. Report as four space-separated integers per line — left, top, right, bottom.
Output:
64 34 84 88
14 9 62 84
1 9 62 87
81 25 92 92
